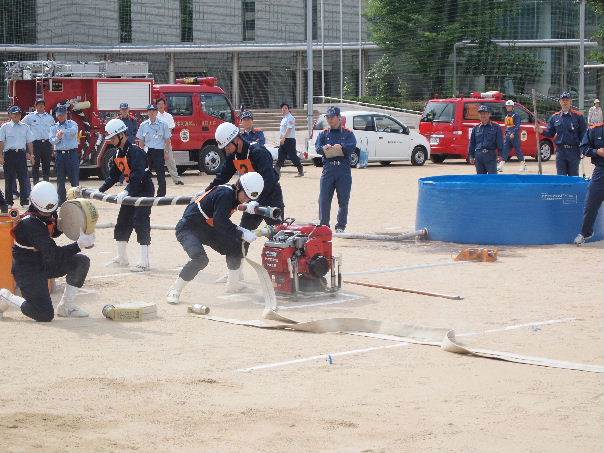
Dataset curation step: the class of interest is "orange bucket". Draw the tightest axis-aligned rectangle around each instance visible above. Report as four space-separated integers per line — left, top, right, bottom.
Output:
0 214 16 292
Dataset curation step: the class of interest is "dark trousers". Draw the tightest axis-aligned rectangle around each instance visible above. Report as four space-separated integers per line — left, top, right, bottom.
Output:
503 133 525 161
319 163 352 229
176 217 244 281
581 166 604 237
32 140 52 183
276 138 302 170
55 149 80 204
14 254 90 322
148 148 166 197
556 148 581 176
114 178 154 245
475 150 498 174
3 150 30 205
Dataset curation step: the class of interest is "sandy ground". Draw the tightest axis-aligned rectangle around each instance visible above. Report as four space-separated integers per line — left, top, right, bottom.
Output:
1 158 603 453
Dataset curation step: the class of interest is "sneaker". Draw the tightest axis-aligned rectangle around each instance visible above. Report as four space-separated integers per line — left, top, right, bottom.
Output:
0 291 10 314
166 288 181 304
105 257 129 267
295 171 305 178
175 180 184 186
335 227 345 233
520 162 527 173
130 263 150 273
573 233 592 245
56 303 89 318
497 161 505 173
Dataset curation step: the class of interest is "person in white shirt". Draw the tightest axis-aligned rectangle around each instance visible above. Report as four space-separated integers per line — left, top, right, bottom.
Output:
156 99 184 186
22 99 55 184
588 99 603 126
275 102 304 177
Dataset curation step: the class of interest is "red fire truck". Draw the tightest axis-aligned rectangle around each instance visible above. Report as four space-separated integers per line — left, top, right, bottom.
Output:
4 60 237 178
419 91 554 164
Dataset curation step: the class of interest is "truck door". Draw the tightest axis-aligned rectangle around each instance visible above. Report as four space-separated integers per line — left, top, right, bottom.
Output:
373 115 408 160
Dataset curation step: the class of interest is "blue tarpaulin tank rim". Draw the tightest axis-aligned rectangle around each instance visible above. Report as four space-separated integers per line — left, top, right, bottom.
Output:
415 174 603 245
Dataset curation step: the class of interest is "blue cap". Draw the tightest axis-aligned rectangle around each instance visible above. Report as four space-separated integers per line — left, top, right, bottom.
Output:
559 91 572 100
8 105 22 114
146 104 157 111
35 98 45 105
326 106 341 117
240 110 253 120
55 105 68 115
477 104 491 113
119 102 129 109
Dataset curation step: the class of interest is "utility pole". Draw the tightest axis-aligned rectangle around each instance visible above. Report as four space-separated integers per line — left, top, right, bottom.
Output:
339 0 343 101
579 0 586 111
307 0 314 141
321 0 325 101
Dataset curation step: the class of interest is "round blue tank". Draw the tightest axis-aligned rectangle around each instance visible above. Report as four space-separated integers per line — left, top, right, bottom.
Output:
415 174 604 245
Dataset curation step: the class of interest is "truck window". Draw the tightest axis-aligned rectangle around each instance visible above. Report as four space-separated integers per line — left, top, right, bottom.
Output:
421 102 454 122
514 107 533 124
464 102 506 122
353 115 375 131
167 94 193 116
201 94 234 122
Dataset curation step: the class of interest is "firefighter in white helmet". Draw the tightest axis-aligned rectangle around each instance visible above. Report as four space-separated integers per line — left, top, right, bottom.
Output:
98 118 155 272
166 172 265 304
0 181 94 320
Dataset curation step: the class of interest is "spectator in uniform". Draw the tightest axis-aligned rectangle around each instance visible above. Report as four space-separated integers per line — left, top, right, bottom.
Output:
468 105 504 175
240 110 265 146
23 99 54 184
49 105 80 205
500 100 527 173
136 104 171 197
118 102 139 143
275 102 304 177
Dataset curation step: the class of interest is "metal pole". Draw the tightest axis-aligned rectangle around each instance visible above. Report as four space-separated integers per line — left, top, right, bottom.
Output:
232 52 239 110
339 0 343 101
321 0 325 101
452 43 457 95
168 53 175 84
307 0 314 141
358 0 362 97
579 0 586 112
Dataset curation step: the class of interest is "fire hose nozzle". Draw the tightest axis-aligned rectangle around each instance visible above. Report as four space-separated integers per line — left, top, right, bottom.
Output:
238 204 282 220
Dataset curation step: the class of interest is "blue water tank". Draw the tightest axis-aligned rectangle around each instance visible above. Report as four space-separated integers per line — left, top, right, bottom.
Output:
415 174 603 245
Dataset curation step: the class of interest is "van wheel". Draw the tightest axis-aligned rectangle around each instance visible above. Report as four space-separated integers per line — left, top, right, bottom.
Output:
379 161 392 166
199 144 225 175
411 146 427 166
538 141 553 162
99 147 116 180
312 157 323 167
430 155 445 164
349 150 360 168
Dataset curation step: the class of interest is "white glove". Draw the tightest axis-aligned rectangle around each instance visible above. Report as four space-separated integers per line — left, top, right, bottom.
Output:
244 201 259 214
116 190 129 203
237 226 257 243
77 229 95 249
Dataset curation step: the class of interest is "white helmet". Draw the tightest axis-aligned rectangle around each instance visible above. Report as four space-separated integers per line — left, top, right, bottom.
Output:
215 122 239 149
105 118 128 140
30 181 59 213
505 100 515 106
239 172 264 200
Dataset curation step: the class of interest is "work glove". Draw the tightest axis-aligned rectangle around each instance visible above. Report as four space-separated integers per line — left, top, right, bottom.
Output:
77 228 95 250
237 226 257 244
244 201 259 214
116 190 129 203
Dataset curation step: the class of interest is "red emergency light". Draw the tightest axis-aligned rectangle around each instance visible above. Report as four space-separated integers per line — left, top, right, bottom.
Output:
470 91 504 100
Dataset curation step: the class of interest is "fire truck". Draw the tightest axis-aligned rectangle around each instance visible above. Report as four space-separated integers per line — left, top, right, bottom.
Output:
4 60 237 178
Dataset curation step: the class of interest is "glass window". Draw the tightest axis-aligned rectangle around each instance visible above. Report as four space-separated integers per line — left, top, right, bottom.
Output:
421 102 454 122
167 94 193 116
201 94 234 122
463 102 506 122
353 115 374 131
180 0 193 42
118 0 132 44
242 1 255 42
374 116 404 133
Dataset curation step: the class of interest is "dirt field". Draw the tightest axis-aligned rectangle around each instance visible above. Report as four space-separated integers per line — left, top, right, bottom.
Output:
1 158 603 453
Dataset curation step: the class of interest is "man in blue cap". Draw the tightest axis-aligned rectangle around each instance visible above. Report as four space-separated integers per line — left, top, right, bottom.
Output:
468 104 504 174
538 92 587 176
0 105 34 207
118 102 139 143
136 104 171 197
240 110 265 146
23 99 55 184
315 106 356 232
50 104 80 204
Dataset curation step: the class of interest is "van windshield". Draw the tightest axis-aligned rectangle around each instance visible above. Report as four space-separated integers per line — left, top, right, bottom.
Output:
421 102 455 122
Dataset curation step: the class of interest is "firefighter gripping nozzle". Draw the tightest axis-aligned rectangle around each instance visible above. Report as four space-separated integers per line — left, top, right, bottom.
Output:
238 204 282 221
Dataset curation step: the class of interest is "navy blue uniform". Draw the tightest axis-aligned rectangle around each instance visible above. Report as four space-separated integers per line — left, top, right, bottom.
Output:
542 110 587 176
469 122 504 174
176 184 245 282
579 123 604 238
503 112 524 161
11 211 90 322
206 139 284 231
241 128 265 147
99 141 154 245
120 116 139 144
315 126 357 230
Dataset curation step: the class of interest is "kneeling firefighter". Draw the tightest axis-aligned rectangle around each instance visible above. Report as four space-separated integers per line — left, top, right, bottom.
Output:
0 182 95 320
166 172 265 304
100 119 155 272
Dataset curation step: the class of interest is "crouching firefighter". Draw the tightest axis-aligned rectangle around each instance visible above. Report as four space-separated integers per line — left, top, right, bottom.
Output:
0 182 94 320
166 172 265 304
100 119 154 272
206 122 284 285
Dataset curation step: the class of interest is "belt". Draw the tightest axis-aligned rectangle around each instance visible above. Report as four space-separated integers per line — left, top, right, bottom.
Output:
148 147 165 151
478 149 495 153
6 149 25 152
34 139 49 143
55 148 77 154
559 144 578 149
326 160 343 165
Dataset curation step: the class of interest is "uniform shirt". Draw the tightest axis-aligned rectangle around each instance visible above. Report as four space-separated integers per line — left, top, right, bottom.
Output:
136 118 171 150
99 141 151 196
504 112 521 135
157 111 175 130
12 211 79 268
588 106 603 125
119 115 139 144
468 122 504 158
182 184 243 243
0 120 34 150
241 128 265 146
49 119 79 150
542 110 587 148
279 113 296 139
580 123 604 167
22 111 55 141
206 140 278 205
315 126 357 165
